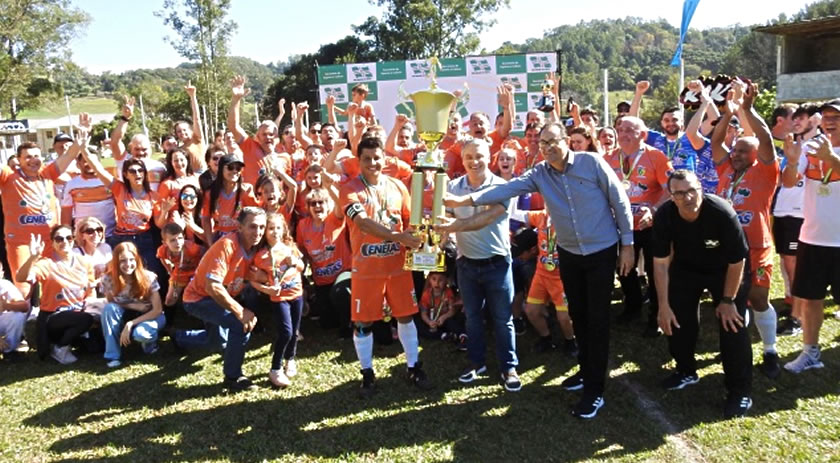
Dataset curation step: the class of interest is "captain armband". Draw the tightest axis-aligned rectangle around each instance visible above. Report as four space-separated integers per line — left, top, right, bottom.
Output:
345 202 367 220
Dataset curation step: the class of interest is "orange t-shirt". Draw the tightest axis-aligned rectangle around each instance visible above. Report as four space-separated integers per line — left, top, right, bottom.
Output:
156 240 205 286
251 245 304 301
239 137 271 187
30 254 95 312
296 214 352 286
443 143 466 179
393 145 426 166
419 286 456 312
604 145 673 229
201 184 259 234
157 175 201 200
382 155 413 182
337 157 361 184
716 158 779 249
526 210 563 278
182 234 256 303
338 175 411 277
0 163 61 245
111 182 161 235
258 152 293 179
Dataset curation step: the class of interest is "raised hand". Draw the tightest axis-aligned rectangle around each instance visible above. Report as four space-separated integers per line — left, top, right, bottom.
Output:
121 96 135 119
29 234 45 258
185 80 197 98
724 90 740 115
635 80 651 95
783 133 801 165
326 94 335 107
742 83 758 109
230 75 250 98
395 114 410 126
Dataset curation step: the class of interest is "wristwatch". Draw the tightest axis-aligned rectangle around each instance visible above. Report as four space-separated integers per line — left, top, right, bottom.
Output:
720 296 734 305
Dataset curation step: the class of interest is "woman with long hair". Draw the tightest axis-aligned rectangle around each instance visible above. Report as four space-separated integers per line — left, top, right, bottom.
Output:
198 144 226 191
17 225 97 364
100 241 165 367
598 126 618 154
201 154 258 246
157 148 199 200
568 126 600 153
156 183 205 245
251 213 305 388
73 216 113 294
255 173 296 224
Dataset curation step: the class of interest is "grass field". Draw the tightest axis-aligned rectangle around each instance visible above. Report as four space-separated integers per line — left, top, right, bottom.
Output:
1 265 839 462
18 97 117 119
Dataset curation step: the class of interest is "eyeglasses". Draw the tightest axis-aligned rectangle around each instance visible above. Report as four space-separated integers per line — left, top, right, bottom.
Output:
671 187 699 200
126 167 145 175
53 235 73 243
226 164 243 172
180 193 197 200
83 227 104 235
211 154 224 162
538 139 564 148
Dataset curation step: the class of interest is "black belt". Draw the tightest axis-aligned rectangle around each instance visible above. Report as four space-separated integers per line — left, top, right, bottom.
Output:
459 254 507 265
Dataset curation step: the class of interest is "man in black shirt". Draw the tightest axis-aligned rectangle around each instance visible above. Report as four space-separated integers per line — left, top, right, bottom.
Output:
652 169 753 418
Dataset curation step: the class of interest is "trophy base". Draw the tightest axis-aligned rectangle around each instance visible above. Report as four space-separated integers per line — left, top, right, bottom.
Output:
404 250 446 272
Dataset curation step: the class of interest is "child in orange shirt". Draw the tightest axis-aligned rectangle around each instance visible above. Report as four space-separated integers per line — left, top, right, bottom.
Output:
156 223 205 307
417 272 466 349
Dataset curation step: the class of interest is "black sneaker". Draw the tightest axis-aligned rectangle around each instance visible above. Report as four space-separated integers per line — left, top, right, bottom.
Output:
359 368 376 398
501 369 522 392
759 351 781 379
533 336 556 353
223 375 257 392
561 371 584 391
571 395 605 419
408 362 433 390
458 364 487 383
562 339 579 358
724 394 752 418
513 318 526 336
776 318 802 336
661 371 699 390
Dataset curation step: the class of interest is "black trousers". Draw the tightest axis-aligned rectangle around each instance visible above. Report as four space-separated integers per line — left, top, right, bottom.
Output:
667 265 752 397
617 228 657 324
46 310 94 346
557 243 617 397
310 271 351 332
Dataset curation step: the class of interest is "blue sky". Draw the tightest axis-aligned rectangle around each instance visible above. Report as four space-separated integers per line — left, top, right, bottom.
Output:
70 0 814 74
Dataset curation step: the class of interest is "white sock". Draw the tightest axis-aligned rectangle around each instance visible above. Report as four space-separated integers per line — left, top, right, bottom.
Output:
753 305 777 354
353 331 374 370
804 343 820 357
397 320 419 368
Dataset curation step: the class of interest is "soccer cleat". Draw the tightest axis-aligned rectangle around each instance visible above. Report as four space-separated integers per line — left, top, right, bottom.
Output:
783 350 824 374
269 369 291 388
501 369 522 392
359 368 376 398
571 395 605 419
724 395 752 419
407 362 433 390
661 371 699 390
458 364 487 383
759 352 781 379
561 371 584 391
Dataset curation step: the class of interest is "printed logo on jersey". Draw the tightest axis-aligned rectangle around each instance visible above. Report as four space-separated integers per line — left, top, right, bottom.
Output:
360 241 401 257
19 214 51 225
315 259 343 278
737 210 753 226
704 239 720 248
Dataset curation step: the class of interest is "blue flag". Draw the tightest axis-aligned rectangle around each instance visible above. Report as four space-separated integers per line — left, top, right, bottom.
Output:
670 0 701 66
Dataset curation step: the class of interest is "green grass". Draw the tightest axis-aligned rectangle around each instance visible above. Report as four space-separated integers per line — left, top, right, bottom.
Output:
1 263 839 462
18 97 116 119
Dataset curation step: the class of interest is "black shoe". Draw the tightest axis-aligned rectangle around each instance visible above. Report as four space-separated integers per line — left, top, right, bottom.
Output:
223 375 257 392
571 395 605 419
562 339 579 358
661 371 699 390
561 371 584 391
776 318 802 336
501 369 522 392
616 309 640 324
642 325 662 338
724 394 752 418
533 336 556 353
513 318 526 336
408 362 433 390
759 351 782 379
359 368 376 398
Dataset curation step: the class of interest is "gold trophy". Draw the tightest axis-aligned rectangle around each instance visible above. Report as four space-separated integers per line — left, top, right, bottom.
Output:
403 58 459 272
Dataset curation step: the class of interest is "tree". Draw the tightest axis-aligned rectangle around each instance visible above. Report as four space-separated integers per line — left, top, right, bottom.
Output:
354 0 510 60
0 0 89 119
792 0 840 20
156 0 237 133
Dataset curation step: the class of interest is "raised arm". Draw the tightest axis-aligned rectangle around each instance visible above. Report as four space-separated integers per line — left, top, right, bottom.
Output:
273 98 286 127
76 114 115 187
711 93 738 165
325 95 338 126
110 96 134 161
386 114 410 156
294 102 314 148
227 75 250 144
685 80 711 151
741 83 775 164
781 134 802 188
185 81 205 146
497 84 513 139
628 80 650 118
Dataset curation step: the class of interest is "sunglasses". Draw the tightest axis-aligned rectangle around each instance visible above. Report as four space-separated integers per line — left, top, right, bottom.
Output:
83 227 104 235
53 235 73 243
180 193 197 200
126 167 146 175
225 164 243 172
308 200 326 206
211 153 224 161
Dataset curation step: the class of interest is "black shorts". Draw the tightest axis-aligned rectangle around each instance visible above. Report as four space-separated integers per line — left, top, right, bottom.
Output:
772 216 804 256
792 241 840 300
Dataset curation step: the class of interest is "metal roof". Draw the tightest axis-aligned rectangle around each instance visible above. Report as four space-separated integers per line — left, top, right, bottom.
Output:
754 16 840 37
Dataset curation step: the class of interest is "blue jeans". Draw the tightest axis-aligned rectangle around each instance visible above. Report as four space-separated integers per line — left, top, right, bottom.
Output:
271 297 303 370
101 302 166 361
456 255 518 371
180 297 250 379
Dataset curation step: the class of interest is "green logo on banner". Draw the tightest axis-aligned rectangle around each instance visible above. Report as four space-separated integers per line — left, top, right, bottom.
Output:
528 55 553 72
395 101 415 118
513 113 525 131
319 65 347 85
467 58 493 74
527 73 552 93
496 55 527 74
377 61 406 81
322 103 349 123
323 86 347 101
499 76 525 91
528 93 542 109
348 81 378 101
438 58 467 77
349 65 374 81
408 61 431 78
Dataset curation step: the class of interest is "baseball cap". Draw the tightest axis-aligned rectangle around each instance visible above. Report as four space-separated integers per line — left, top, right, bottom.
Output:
220 153 245 166
54 133 73 144
819 99 840 113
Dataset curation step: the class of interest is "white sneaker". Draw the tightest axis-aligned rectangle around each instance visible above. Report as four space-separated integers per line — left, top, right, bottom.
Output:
269 369 291 388
284 359 298 378
51 345 78 365
784 350 824 374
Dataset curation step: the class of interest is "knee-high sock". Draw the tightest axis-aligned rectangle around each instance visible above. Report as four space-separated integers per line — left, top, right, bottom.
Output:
397 320 419 368
754 304 777 353
353 331 374 370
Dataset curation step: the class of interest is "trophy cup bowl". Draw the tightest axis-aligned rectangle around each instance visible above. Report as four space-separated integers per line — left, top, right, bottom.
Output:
410 87 457 168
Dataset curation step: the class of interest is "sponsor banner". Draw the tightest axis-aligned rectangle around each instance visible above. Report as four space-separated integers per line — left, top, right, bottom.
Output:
499 73 527 93
348 81 379 102
526 53 556 73
512 112 527 132
320 85 348 104
346 63 376 83
527 73 553 93
377 61 406 81
496 54 527 75
527 92 545 111
407 59 431 79
438 57 467 77
318 64 347 85
320 103 349 123
466 55 495 77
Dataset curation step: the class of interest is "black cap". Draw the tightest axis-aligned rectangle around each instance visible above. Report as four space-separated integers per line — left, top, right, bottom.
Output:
54 133 73 144
220 153 245 166
616 101 631 112
819 99 840 113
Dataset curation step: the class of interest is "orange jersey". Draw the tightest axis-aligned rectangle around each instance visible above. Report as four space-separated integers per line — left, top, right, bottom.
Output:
0 163 61 245
604 145 673 229
716 158 779 249
156 240 205 286
111 182 161 235
239 137 271 186
30 254 95 312
259 152 293 178
182 234 255 302
296 214 352 285
338 175 411 277
526 210 563 277
419 286 456 313
201 184 259 234
337 157 361 184
157 175 201 200
251 245 304 301
182 139 206 173
382 155 413 181
443 143 466 179
392 145 425 166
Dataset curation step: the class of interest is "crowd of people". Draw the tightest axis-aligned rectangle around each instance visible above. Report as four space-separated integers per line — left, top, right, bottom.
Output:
0 73 838 421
